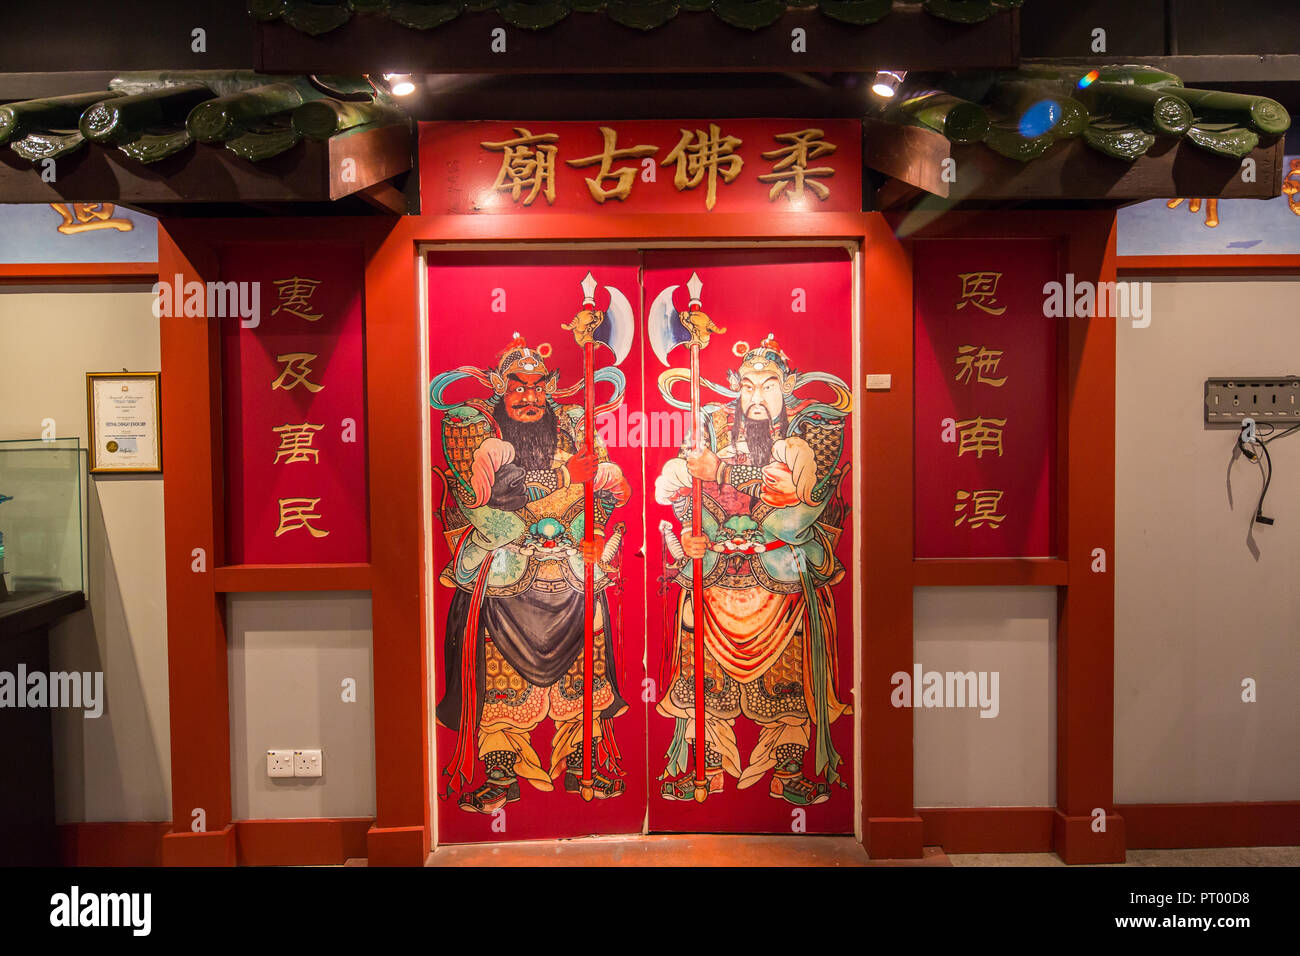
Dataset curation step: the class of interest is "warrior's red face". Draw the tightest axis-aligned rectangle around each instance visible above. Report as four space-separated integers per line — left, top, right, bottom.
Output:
739 369 783 421
503 372 549 422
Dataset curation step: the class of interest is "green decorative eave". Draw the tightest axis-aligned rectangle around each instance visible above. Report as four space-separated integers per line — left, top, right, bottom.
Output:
877 64 1291 165
248 0 1023 35
0 71 410 166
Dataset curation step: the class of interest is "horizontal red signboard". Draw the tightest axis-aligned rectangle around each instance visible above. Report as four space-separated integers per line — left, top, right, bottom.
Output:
419 119 861 215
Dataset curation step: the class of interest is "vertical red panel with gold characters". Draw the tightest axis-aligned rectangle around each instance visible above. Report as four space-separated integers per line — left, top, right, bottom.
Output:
220 242 369 564
914 239 1059 558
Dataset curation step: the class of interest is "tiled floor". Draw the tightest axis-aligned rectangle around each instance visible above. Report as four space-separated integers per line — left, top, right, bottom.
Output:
426 834 891 867
413 838 1300 867
948 846 1300 867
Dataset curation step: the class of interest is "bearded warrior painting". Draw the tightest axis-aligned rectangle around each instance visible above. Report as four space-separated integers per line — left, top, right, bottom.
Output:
430 306 634 813
650 273 853 807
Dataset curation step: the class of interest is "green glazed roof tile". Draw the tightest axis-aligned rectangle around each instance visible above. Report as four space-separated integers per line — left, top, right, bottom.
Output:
0 72 410 168
876 64 1290 164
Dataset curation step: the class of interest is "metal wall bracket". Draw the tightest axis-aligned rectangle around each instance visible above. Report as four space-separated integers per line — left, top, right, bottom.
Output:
1205 376 1300 425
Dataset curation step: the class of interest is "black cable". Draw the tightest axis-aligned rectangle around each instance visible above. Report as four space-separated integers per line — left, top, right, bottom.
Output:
1254 438 1274 526
1239 419 1296 527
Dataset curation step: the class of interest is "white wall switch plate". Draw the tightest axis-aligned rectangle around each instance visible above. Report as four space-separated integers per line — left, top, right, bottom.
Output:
294 749 323 778
267 750 294 778
865 374 892 391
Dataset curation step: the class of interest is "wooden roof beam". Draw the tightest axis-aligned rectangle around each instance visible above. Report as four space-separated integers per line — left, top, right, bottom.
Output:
255 7 1019 75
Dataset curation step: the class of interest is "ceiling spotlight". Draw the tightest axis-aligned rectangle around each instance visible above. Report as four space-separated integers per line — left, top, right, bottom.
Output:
383 73 416 97
871 70 906 99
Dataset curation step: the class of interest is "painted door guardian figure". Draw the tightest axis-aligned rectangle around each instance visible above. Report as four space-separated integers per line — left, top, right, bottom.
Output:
430 283 634 813
651 275 852 806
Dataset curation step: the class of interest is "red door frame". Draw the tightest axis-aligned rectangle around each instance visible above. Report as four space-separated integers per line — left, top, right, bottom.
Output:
157 209 1119 866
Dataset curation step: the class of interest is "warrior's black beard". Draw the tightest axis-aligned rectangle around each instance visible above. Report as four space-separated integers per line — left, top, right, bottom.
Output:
493 399 558 470
733 398 787 468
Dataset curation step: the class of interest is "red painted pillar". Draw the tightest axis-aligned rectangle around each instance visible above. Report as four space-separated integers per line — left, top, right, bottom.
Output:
362 221 431 865
158 224 237 865
1054 215 1125 863
859 214 924 859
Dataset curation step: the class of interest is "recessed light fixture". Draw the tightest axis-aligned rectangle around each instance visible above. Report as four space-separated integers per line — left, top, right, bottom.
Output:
871 70 906 99
383 74 417 97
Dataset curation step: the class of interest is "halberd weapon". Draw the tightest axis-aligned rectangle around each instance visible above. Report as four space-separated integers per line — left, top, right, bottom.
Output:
648 271 723 803
562 271 633 801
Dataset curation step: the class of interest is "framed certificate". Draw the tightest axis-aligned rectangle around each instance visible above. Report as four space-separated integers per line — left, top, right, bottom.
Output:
87 372 162 474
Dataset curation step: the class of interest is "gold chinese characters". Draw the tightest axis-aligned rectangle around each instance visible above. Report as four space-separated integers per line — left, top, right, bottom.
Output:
954 345 1007 388
953 490 1006 529
267 302 330 538
478 125 838 210
271 353 324 393
954 417 1006 459
272 423 324 464
758 128 837 203
481 127 560 206
272 277 324 322
956 272 1007 315
663 123 744 211
565 126 657 204
952 336 1009 531
275 497 330 538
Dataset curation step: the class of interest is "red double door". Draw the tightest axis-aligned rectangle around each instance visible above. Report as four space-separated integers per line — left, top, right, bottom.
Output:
427 247 855 842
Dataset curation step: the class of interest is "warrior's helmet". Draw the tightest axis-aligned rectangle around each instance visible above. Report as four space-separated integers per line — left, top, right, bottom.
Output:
736 333 792 377
730 333 796 395
487 332 556 396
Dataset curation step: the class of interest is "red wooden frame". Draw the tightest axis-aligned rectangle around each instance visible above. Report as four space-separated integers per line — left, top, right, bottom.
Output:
156 209 1122 865
896 211 1124 864
1117 254 1300 274
0 262 157 284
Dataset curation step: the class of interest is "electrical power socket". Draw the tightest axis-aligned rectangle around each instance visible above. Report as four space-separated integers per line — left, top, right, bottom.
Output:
267 750 295 778
294 749 323 778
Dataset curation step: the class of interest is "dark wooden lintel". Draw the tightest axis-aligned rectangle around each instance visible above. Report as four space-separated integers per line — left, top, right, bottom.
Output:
256 8 1019 75
327 123 413 201
871 134 1286 207
862 117 952 199
942 135 1286 203
356 180 409 216
0 124 413 208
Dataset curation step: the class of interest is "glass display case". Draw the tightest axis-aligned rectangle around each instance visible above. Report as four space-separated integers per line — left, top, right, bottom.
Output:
0 438 88 599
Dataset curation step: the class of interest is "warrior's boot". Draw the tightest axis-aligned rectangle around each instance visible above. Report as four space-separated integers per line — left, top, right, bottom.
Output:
457 751 521 813
768 744 830 806
659 743 725 801
564 742 625 799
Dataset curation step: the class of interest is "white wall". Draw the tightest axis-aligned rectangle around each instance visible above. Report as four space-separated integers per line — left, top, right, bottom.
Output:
913 586 1057 808
0 286 170 822
1115 275 1300 804
227 592 376 820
